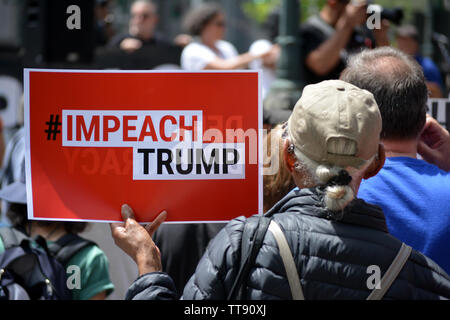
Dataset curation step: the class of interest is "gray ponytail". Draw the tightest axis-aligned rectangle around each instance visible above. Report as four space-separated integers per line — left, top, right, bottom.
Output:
316 165 354 211
291 137 358 212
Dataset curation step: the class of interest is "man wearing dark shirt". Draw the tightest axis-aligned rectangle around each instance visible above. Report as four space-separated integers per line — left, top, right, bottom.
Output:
102 0 181 69
300 0 389 85
109 0 169 51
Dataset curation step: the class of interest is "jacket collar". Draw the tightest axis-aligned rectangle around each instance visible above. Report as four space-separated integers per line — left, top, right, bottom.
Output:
265 187 389 233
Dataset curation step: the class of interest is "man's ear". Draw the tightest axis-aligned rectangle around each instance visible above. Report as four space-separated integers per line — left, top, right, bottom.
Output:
363 143 386 180
283 139 297 173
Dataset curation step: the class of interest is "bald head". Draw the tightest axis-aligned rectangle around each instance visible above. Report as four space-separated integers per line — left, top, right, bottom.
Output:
371 55 410 74
340 47 428 140
359 55 416 89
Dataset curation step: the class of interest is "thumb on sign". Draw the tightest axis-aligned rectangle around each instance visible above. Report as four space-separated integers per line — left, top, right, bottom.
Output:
110 204 167 275
145 209 168 238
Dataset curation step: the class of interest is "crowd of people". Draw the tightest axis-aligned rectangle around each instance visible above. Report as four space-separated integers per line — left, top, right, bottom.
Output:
94 0 446 97
111 47 450 300
0 0 449 300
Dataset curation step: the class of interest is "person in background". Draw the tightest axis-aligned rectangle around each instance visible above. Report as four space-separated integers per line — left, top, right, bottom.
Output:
341 47 450 274
0 126 24 227
395 24 444 98
301 0 389 85
109 0 168 53
263 123 295 212
94 0 115 47
181 2 275 70
0 118 5 180
0 140 115 300
248 9 281 100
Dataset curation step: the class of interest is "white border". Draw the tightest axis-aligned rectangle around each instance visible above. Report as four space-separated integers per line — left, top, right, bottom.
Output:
23 68 260 74
257 69 263 217
26 216 231 225
23 69 35 222
24 68 263 224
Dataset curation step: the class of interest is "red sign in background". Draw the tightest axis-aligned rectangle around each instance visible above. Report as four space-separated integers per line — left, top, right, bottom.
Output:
24 70 261 223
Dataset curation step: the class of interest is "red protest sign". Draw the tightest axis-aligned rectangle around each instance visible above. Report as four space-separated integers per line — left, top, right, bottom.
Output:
24 70 262 223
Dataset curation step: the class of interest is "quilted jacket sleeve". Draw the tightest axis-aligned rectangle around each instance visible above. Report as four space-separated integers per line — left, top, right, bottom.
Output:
125 272 178 300
125 217 246 300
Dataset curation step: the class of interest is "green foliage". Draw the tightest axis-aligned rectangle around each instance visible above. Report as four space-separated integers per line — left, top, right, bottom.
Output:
241 0 428 25
241 0 281 24
300 0 326 21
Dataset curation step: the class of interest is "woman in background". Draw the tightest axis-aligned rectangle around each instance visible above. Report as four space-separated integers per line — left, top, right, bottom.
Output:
181 3 275 70
263 123 296 212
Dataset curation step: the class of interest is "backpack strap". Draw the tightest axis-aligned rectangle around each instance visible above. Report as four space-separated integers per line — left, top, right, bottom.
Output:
267 221 412 301
47 234 96 266
227 215 272 300
268 220 305 300
366 243 412 300
228 215 411 300
0 227 30 249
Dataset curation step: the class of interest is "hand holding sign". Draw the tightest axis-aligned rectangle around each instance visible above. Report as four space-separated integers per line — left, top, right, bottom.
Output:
110 204 167 276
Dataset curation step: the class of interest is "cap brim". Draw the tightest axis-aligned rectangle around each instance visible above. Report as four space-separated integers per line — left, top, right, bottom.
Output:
0 181 27 204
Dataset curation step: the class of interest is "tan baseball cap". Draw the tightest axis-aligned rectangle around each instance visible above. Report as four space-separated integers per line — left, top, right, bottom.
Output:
287 80 382 168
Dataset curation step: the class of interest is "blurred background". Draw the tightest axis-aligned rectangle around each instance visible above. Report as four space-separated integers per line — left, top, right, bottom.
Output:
0 1 449 78
0 0 449 133
0 0 449 299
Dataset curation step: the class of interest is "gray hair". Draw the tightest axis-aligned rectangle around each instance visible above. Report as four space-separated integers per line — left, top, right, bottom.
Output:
286 130 366 214
340 47 428 140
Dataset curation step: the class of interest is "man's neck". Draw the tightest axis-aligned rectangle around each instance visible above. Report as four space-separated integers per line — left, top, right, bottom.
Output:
382 139 418 158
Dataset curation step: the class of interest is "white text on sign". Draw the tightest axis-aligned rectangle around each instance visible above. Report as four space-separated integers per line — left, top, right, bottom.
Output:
62 110 245 180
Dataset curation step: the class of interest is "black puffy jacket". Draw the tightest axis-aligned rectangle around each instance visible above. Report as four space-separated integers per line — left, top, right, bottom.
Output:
126 188 450 300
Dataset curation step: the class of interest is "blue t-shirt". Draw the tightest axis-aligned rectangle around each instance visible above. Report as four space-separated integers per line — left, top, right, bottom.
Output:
358 157 450 274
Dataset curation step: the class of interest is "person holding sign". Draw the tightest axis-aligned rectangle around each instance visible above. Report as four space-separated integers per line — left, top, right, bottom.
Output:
111 80 450 300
